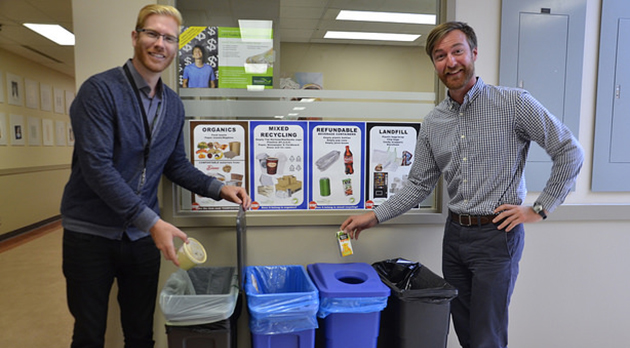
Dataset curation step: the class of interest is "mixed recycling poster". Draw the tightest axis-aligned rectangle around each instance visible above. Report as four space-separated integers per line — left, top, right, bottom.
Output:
249 121 308 210
188 120 422 211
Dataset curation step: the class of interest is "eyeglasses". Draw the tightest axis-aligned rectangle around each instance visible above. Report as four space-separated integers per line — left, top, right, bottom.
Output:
137 29 179 44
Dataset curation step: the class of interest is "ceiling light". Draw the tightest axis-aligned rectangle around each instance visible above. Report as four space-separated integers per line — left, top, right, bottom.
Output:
336 10 436 25
23 23 75 46
324 31 420 42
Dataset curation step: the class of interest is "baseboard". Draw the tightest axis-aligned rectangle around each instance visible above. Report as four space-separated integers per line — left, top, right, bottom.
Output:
0 215 62 243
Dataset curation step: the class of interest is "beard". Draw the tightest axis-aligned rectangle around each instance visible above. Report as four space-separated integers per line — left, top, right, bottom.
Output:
440 63 476 91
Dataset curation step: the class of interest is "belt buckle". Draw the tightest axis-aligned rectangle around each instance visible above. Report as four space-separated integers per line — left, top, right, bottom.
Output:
459 213 472 227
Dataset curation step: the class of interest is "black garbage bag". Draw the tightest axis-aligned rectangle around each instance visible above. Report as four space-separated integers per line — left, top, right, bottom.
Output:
373 258 458 348
372 258 457 303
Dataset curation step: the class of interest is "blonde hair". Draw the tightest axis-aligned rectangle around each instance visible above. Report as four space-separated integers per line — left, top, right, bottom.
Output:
135 4 182 30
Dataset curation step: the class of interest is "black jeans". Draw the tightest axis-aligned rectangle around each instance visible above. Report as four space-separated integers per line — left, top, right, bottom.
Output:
442 220 525 348
62 230 161 348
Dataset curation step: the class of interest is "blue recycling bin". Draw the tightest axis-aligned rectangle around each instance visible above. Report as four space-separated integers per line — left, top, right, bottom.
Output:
244 265 319 348
307 263 390 348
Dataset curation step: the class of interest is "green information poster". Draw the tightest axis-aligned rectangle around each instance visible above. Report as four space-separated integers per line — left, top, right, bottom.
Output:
217 26 274 89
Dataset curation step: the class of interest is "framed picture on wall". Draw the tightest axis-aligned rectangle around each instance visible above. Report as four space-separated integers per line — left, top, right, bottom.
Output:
42 119 54 146
66 122 74 146
27 116 41 146
0 71 5 104
65 90 74 114
25 78 39 109
0 113 7 146
54 88 64 114
40 83 53 111
9 114 25 146
6 73 24 106
55 120 66 146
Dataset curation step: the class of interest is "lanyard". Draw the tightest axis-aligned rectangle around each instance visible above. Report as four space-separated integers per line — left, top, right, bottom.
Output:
122 64 157 167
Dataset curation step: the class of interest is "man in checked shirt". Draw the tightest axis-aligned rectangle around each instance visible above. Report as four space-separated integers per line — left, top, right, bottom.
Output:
340 21 584 348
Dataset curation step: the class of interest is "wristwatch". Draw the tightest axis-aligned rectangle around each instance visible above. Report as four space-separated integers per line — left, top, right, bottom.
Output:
532 203 547 220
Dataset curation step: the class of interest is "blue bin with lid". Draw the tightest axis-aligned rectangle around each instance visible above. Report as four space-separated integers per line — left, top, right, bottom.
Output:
307 263 390 348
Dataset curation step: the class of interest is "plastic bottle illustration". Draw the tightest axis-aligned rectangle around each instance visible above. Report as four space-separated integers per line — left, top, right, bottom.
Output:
344 145 354 175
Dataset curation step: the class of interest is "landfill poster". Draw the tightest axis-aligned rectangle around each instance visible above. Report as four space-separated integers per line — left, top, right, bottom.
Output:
189 121 249 210
249 121 308 210
365 123 421 209
308 122 365 210
217 24 274 89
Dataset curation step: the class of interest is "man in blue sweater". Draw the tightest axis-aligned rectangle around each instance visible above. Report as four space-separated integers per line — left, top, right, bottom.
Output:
60 5 250 348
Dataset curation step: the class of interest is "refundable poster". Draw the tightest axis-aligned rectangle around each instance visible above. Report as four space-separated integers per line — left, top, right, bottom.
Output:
249 121 308 210
190 121 249 210
309 122 365 210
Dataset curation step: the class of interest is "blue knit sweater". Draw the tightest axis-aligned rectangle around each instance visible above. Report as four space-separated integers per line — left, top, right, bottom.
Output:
61 63 223 240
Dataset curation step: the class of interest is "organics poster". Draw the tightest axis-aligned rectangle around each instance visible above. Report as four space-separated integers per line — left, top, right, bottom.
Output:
249 121 308 210
365 123 421 208
190 121 249 210
308 122 365 210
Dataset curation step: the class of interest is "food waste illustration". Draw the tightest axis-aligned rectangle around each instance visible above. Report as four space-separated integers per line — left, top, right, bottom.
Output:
191 122 248 210
195 140 244 187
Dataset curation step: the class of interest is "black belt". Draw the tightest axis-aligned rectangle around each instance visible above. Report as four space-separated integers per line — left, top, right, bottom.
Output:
450 211 497 226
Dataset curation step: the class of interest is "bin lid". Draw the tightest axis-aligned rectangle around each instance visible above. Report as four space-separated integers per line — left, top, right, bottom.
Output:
307 262 390 298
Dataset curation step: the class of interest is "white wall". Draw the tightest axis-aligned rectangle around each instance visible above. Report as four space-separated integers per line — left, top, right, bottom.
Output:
280 42 436 92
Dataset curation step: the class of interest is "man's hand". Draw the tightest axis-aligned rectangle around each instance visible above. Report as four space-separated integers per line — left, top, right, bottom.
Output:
220 185 252 210
493 204 545 232
340 211 378 240
150 219 188 267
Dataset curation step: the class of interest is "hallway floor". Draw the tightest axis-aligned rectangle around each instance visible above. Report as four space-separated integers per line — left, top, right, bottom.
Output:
0 221 73 348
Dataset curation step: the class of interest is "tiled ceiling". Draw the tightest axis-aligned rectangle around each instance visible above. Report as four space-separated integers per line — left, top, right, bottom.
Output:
0 0 438 78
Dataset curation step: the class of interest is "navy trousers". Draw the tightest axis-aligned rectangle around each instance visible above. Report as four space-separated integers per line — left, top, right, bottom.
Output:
442 220 525 348
62 230 161 348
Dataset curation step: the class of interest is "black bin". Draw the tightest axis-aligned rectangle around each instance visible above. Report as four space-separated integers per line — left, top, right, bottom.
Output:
165 304 240 348
372 258 458 348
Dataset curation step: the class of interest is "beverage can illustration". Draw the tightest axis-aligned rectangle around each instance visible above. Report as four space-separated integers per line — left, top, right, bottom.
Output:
319 177 331 197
